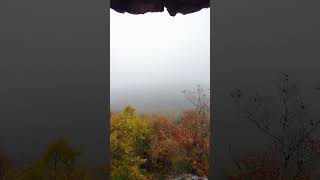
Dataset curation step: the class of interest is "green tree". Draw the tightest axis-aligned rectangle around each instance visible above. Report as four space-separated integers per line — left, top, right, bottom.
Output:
3 138 92 180
43 138 80 180
110 105 151 180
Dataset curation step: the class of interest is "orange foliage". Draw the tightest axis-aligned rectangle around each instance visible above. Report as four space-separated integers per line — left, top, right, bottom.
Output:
180 110 210 177
146 109 210 177
147 117 189 174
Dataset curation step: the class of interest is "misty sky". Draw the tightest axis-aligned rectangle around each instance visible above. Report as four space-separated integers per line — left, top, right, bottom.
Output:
110 9 210 91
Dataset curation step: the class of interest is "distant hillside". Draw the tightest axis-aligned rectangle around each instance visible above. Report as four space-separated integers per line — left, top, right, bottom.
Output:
110 84 209 113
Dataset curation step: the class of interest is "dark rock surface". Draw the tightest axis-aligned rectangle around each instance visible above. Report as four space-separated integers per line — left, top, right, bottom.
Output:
111 0 210 16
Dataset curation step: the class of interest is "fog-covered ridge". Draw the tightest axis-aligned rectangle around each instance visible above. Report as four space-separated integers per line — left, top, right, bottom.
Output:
111 83 209 113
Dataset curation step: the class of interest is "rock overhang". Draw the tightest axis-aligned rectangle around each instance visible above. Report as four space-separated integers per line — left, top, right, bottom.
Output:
111 0 210 16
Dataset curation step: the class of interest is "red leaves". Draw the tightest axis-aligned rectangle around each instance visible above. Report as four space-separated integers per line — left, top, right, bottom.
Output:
147 110 210 177
111 100 210 178
148 117 187 173
180 110 210 177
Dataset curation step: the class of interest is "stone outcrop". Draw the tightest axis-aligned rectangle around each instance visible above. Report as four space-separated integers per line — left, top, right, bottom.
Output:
171 174 208 180
111 0 210 16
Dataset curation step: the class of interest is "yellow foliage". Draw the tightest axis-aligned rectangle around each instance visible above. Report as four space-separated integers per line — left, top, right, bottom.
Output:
110 106 151 180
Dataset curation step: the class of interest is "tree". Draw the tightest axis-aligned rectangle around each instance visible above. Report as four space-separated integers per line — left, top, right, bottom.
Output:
146 116 190 175
43 138 81 180
2 138 91 180
229 73 320 180
180 85 210 177
110 105 151 180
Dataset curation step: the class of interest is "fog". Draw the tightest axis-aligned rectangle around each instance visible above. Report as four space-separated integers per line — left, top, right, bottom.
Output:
110 9 210 112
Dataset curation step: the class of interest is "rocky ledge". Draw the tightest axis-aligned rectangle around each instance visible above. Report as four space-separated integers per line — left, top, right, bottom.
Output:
171 174 208 180
111 0 210 16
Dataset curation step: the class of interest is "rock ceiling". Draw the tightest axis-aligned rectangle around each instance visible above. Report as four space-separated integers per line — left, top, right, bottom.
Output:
111 0 210 16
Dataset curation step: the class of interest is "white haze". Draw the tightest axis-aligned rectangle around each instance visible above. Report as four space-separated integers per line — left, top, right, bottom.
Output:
110 9 210 112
